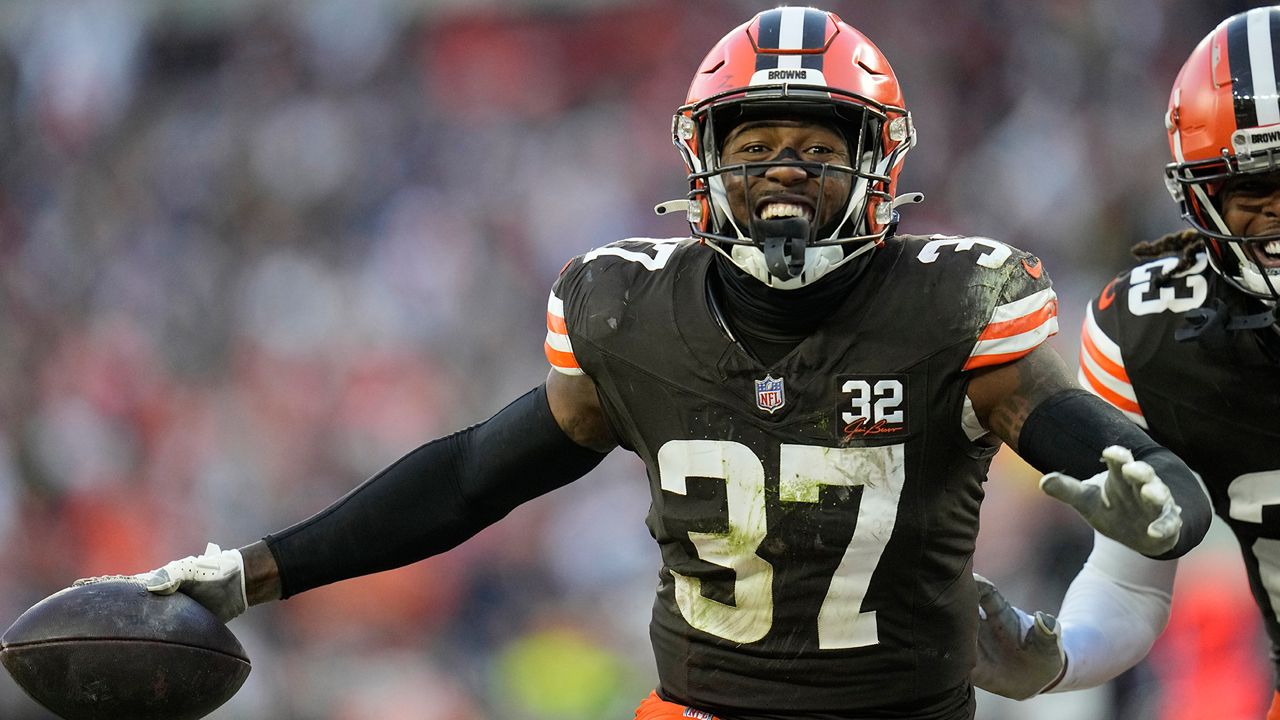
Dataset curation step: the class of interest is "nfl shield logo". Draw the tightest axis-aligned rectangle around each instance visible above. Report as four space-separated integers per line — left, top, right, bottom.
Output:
754 374 786 414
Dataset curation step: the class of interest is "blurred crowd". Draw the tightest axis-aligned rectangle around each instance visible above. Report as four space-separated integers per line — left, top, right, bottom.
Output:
0 1 1269 718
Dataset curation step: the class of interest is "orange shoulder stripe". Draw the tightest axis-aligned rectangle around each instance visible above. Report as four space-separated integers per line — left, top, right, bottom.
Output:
543 341 580 370
962 346 1036 371
546 311 568 335
1080 325 1129 384
1078 360 1142 414
977 298 1058 340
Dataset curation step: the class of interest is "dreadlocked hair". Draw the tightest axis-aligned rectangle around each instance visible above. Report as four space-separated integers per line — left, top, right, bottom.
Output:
1131 229 1205 280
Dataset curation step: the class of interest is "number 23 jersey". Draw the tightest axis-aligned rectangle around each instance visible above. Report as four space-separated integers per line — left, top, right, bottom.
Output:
544 235 1058 717
1078 252 1280 688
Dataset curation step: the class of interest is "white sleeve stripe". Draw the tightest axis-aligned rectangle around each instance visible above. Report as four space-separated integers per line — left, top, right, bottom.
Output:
544 290 581 375
545 331 573 353
1078 346 1138 403
970 316 1058 357
1077 369 1148 429
1082 304 1124 367
989 287 1057 323
547 292 565 317
960 395 988 442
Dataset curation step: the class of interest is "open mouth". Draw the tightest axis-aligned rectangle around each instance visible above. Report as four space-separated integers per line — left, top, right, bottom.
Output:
755 198 814 222
1251 239 1280 268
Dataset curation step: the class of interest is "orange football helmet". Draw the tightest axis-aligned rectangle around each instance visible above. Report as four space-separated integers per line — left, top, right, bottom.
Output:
1165 6 1280 301
668 6 918 289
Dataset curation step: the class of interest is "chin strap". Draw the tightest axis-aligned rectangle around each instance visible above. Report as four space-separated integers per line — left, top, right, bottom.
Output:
878 191 924 225
652 190 925 284
652 191 926 226
653 199 689 216
1174 298 1278 351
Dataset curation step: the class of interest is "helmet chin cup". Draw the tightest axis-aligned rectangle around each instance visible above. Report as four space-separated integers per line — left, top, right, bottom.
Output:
752 216 810 281
1238 253 1280 301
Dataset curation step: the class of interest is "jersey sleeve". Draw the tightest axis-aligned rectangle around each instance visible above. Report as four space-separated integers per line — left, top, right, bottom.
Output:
1076 276 1147 428
962 251 1059 370
544 289 582 375
544 263 585 376
541 238 688 378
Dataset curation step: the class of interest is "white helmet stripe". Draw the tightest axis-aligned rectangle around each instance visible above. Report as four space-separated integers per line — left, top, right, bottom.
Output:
778 7 807 48
777 7 807 70
1247 8 1280 125
1169 87 1185 163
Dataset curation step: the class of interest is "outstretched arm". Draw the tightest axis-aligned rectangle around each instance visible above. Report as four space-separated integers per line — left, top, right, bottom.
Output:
967 344 1210 559
102 371 617 618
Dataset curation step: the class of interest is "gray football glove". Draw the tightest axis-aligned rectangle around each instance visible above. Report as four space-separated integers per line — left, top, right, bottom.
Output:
972 573 1065 700
75 542 247 624
1039 445 1181 557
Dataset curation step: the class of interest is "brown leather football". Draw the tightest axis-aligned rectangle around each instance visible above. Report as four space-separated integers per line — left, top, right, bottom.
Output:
1 578 250 720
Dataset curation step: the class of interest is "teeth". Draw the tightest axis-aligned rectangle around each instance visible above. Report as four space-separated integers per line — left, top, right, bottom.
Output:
759 202 811 221
1266 240 1280 255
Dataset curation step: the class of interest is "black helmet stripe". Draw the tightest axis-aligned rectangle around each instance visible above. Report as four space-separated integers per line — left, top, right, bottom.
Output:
754 7 828 72
1227 7 1280 131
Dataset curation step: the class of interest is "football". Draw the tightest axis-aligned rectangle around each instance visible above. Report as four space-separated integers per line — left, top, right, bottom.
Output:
1 578 250 720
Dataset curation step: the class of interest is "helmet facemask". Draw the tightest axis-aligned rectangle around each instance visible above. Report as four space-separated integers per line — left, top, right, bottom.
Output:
1165 137 1280 304
675 90 913 290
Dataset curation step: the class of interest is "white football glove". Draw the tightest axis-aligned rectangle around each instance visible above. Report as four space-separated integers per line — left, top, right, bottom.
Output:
1039 445 1181 557
75 543 247 624
972 573 1065 700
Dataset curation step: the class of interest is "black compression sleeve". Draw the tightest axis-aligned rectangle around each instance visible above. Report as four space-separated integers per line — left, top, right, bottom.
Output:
262 384 609 598
1017 389 1211 560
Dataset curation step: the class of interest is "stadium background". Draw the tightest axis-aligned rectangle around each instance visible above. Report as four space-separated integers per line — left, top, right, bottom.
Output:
0 1 1267 718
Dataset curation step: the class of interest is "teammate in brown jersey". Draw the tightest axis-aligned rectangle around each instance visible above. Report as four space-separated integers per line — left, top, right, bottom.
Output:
973 7 1280 718
74 8 1212 720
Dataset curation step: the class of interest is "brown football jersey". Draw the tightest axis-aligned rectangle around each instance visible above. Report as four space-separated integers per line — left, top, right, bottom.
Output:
545 235 1058 718
1079 251 1280 690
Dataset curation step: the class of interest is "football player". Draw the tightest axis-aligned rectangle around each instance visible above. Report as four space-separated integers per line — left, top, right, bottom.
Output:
80 8 1212 720
971 6 1280 716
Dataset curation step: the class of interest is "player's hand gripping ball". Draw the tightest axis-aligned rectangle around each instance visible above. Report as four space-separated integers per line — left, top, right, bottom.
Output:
1 577 250 720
